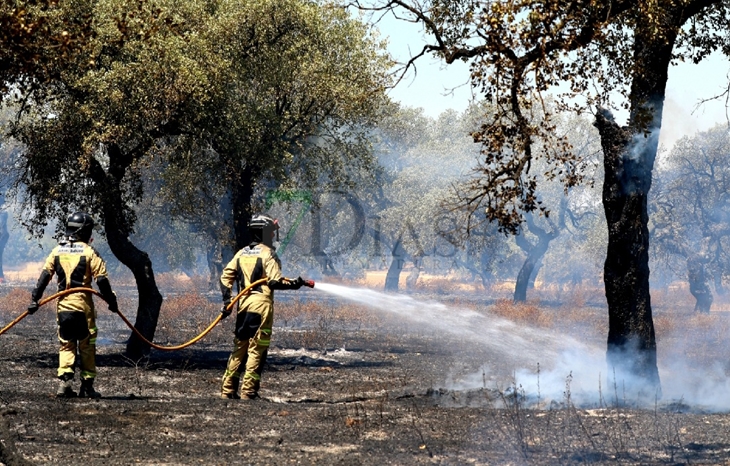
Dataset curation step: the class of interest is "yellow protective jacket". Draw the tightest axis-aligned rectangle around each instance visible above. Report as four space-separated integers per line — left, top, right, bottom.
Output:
38 241 110 313
220 243 283 306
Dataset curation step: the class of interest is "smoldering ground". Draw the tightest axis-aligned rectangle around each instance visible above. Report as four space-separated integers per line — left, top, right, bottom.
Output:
3 279 730 465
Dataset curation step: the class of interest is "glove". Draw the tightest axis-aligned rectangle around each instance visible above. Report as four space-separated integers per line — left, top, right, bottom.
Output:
107 291 119 313
291 276 305 290
27 301 39 315
220 305 232 319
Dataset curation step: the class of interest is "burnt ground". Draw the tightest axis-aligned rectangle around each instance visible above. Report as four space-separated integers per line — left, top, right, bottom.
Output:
2 287 730 465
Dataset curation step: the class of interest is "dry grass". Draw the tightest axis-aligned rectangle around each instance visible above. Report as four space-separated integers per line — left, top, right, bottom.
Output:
276 299 373 350
4 270 730 372
490 298 554 328
0 288 31 320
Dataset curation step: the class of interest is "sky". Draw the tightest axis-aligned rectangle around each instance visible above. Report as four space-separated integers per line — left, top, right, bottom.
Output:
374 14 730 153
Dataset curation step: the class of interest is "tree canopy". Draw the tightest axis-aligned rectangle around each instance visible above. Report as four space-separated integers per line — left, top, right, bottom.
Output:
3 0 391 356
357 0 730 396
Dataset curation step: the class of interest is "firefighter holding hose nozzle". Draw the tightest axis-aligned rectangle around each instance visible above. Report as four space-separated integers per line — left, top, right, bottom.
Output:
219 214 314 400
27 212 118 398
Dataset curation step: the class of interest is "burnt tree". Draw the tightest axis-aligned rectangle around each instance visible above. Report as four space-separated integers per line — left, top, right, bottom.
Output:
361 0 728 396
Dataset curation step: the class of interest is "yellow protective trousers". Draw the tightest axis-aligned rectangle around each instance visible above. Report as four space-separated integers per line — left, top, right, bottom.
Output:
57 309 98 380
221 300 273 398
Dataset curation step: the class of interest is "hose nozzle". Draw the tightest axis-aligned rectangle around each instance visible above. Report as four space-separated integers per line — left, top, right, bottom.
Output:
303 279 315 288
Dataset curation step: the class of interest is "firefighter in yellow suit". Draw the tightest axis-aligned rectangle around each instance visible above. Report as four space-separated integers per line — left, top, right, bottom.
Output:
27 212 118 398
219 214 306 400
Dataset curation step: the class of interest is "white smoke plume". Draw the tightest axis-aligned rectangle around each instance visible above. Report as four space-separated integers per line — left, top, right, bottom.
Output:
315 282 730 411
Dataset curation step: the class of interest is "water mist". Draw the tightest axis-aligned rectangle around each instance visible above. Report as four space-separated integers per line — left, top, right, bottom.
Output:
314 282 606 406
313 282 730 411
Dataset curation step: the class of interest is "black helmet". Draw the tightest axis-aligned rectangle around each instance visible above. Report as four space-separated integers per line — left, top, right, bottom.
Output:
65 211 94 243
248 214 279 246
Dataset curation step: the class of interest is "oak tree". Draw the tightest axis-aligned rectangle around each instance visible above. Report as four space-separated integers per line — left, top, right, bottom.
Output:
357 0 730 396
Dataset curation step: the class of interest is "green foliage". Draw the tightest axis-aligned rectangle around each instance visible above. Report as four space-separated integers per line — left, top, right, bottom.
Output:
158 0 392 248
4 0 390 251
0 0 96 96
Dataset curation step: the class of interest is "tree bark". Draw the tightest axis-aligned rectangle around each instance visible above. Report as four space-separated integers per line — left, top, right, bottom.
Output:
593 22 678 396
229 164 256 251
108 213 163 359
90 144 163 359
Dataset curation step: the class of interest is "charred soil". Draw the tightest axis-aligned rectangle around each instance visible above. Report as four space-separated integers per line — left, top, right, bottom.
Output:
1 286 730 465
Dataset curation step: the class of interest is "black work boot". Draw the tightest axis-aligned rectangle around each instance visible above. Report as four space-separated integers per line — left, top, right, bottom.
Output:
56 374 77 398
78 379 101 399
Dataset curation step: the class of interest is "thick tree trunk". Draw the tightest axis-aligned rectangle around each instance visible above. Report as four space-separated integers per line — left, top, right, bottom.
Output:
593 23 678 397
0 211 9 282
514 249 548 302
596 108 661 397
687 254 712 314
91 144 163 359
218 189 237 265
108 219 163 359
384 237 407 292
229 165 257 251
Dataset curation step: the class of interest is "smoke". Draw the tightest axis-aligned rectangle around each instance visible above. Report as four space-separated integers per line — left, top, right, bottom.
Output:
316 282 604 402
315 282 730 411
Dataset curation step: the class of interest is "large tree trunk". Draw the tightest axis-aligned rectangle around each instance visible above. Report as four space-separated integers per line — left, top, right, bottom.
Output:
593 23 678 397
687 254 712 314
91 144 163 359
230 165 256 251
218 189 237 265
108 216 163 359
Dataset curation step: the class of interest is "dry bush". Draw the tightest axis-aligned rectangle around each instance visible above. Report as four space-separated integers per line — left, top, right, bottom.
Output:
652 313 677 336
490 298 554 327
153 292 219 342
414 275 481 293
555 305 606 344
154 272 201 293
0 288 31 319
275 299 371 350
160 293 215 321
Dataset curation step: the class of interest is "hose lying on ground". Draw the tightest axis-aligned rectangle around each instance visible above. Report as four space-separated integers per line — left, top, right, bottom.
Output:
0 278 268 349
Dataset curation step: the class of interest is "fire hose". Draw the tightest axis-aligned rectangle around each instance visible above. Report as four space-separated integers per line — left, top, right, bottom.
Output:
0 278 272 348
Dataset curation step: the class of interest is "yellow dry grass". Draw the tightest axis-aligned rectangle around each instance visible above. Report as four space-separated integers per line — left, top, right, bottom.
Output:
4 267 730 372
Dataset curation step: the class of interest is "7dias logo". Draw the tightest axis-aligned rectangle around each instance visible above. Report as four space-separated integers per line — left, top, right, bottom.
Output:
264 189 364 257
264 189 460 261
